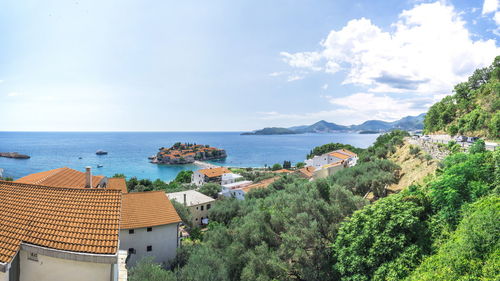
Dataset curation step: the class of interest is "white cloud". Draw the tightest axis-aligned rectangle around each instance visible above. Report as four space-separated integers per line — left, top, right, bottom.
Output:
269 71 285 77
280 51 322 71
287 75 304 82
7 92 20 97
258 92 430 125
495 11 500 24
322 84 329 90
482 0 498 14
281 1 499 95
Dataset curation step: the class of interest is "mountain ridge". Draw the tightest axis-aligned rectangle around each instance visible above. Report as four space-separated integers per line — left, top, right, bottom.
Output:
242 113 425 135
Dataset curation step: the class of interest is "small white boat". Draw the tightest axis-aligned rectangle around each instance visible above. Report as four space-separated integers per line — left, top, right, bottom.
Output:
96 150 108 155
97 164 103 168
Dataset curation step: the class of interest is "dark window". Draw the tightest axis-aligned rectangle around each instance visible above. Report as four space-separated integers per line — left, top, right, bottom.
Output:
129 229 134 234
147 246 152 252
128 248 135 254
207 204 211 210
195 218 198 221
201 205 204 211
196 206 199 210
147 227 152 232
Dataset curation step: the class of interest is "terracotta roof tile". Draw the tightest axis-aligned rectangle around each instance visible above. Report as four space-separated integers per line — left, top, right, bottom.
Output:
15 167 104 188
328 152 351 160
198 167 231 178
107 178 128 193
241 177 279 193
297 166 315 178
121 191 181 229
0 181 121 264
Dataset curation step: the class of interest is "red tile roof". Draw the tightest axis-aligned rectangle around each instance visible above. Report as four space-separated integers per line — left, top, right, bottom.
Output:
0 181 121 264
328 152 352 160
241 177 279 193
297 166 316 178
121 191 181 229
15 167 104 188
107 178 128 193
198 167 231 178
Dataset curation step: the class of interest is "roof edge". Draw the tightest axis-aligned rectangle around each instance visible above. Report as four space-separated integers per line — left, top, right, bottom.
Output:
21 243 118 264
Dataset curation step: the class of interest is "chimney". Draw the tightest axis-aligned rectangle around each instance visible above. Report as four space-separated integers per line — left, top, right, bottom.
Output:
183 193 187 206
85 166 92 188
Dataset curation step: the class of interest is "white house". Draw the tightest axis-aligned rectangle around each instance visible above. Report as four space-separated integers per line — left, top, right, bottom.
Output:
0 180 124 281
219 177 278 200
120 191 182 267
219 180 253 199
221 173 243 185
306 149 358 170
191 167 231 186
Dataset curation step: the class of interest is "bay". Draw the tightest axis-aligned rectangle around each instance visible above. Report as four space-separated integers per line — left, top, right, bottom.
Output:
0 132 379 181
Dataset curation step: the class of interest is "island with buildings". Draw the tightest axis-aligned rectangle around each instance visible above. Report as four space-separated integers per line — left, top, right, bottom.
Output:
150 142 227 164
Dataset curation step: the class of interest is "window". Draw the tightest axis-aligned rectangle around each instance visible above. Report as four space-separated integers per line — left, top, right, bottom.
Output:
207 204 211 210
128 248 136 254
196 206 199 210
128 229 134 234
147 246 152 252
201 205 204 211
195 218 198 221
147 227 152 232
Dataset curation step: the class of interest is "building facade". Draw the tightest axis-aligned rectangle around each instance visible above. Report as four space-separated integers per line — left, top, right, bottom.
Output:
167 190 215 226
0 181 123 281
120 191 181 267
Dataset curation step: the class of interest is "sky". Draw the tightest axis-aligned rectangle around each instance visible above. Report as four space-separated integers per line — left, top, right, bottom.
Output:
0 0 498 131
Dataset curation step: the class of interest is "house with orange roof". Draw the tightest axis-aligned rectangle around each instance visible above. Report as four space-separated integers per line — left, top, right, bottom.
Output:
0 180 125 281
191 167 232 186
15 166 107 188
220 177 278 200
120 191 181 267
304 148 358 179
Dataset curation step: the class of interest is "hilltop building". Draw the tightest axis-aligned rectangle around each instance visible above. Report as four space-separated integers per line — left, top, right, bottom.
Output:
191 167 231 186
120 191 181 267
304 149 358 179
167 190 215 226
0 180 124 281
219 177 278 200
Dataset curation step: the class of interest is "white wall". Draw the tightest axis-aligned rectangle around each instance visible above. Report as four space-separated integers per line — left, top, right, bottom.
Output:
120 223 178 267
0 271 7 281
18 250 112 281
191 171 205 186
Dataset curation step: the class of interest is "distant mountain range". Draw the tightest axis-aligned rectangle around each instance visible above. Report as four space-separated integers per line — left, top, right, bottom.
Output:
242 113 425 135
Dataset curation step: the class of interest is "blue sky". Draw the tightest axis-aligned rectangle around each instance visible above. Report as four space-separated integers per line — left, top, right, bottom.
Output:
0 0 498 131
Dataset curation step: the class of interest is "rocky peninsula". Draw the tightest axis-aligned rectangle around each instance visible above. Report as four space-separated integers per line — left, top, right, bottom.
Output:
150 142 226 164
0 152 30 159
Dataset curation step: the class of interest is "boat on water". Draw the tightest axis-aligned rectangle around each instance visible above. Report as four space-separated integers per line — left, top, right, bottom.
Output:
97 164 103 168
96 150 108 155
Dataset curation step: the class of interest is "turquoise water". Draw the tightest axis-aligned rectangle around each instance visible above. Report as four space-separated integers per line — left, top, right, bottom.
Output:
0 132 379 181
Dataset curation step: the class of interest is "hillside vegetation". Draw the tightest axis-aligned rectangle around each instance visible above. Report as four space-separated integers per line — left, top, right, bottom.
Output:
424 56 500 139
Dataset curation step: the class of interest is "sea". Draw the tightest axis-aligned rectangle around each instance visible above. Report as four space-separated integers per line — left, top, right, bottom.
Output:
0 132 379 182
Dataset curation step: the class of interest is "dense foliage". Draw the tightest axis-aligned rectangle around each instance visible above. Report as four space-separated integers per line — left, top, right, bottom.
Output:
424 56 500 139
307 142 364 159
332 149 498 281
128 127 499 281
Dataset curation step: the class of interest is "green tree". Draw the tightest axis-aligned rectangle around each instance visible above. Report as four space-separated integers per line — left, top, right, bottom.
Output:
271 163 283 171
295 162 305 169
128 257 176 281
171 199 193 228
199 183 222 198
334 192 433 281
175 170 193 183
407 196 500 281
469 139 486 154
